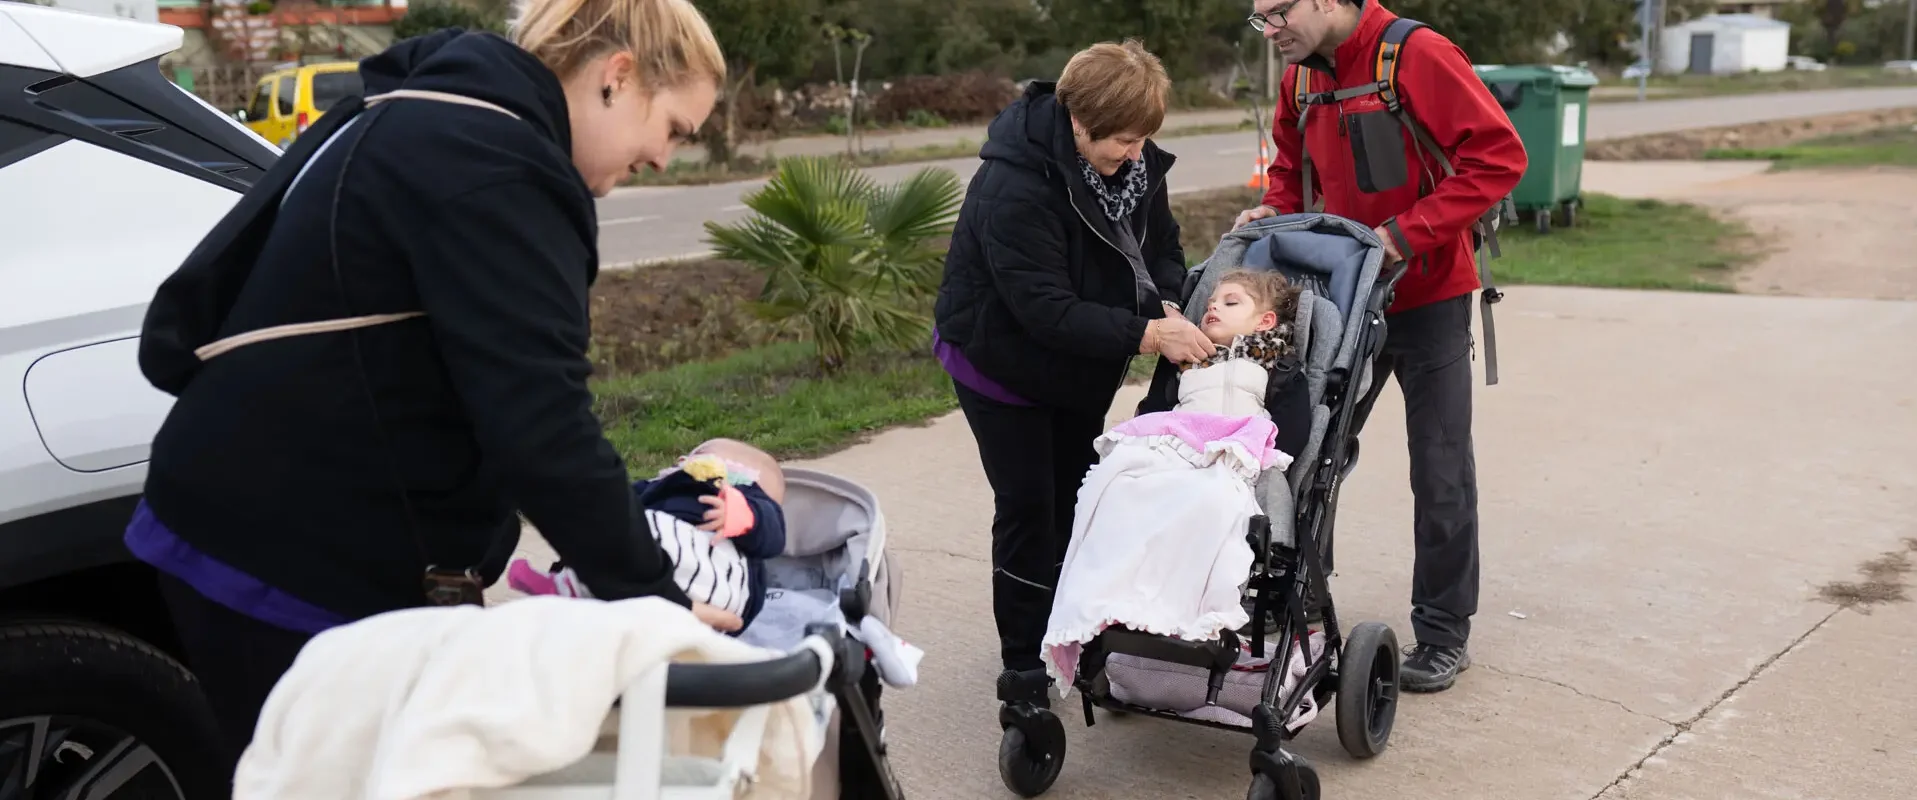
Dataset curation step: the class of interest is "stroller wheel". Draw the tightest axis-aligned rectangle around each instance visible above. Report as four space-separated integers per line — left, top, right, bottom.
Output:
1335 621 1401 759
998 713 1066 798
1246 756 1321 800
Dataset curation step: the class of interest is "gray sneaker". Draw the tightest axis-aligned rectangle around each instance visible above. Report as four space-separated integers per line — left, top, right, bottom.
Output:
1400 643 1470 693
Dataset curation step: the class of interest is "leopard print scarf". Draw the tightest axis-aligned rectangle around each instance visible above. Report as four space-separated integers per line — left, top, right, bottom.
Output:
1178 325 1297 373
1078 155 1149 221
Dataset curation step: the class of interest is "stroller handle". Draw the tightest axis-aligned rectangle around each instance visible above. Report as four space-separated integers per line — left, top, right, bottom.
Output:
663 623 851 708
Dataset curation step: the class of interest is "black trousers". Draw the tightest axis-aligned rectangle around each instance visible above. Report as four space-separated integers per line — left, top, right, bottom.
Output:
953 381 1108 673
157 572 314 785
1351 294 1481 649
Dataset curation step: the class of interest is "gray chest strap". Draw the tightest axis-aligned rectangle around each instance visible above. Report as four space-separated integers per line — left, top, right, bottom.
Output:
194 90 519 363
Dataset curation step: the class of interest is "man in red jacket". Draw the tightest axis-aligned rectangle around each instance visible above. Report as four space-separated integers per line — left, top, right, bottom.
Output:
1234 0 1527 692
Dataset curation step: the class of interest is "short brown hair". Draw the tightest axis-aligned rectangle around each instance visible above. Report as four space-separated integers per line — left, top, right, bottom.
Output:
511 0 725 90
1055 39 1171 140
1214 269 1301 321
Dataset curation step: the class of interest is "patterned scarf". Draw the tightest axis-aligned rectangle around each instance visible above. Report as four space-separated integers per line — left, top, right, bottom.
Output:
1178 325 1297 373
1078 155 1150 221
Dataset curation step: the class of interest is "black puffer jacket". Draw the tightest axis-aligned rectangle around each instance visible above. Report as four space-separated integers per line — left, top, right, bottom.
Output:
933 82 1188 413
137 30 689 621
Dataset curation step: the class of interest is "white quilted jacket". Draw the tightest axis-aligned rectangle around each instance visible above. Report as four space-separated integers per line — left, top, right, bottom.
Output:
1176 358 1272 420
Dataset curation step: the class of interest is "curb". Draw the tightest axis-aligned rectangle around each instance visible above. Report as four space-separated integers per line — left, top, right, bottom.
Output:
601 250 720 271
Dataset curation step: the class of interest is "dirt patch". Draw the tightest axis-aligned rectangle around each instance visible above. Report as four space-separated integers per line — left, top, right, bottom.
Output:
1818 538 1917 610
1641 166 1917 301
1586 107 1917 161
587 259 795 378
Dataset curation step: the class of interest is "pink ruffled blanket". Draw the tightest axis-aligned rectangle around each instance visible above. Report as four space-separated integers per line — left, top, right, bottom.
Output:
1108 410 1284 471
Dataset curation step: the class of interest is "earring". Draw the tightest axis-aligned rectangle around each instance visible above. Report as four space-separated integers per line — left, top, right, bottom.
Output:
601 85 613 107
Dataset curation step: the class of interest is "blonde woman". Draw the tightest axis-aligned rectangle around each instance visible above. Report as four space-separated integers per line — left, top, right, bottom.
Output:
130 0 731 783
931 39 1210 712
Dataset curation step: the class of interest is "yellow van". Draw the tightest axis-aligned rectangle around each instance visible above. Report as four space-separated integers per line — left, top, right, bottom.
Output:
238 61 363 148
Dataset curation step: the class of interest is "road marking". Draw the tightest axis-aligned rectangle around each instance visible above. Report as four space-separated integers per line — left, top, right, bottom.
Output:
721 204 748 212
1216 146 1258 155
600 215 658 226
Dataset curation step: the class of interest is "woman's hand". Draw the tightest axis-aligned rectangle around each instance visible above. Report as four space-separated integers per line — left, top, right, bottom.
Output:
1144 316 1215 364
692 602 744 632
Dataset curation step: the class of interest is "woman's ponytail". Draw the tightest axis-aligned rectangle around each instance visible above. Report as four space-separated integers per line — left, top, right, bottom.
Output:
508 0 725 89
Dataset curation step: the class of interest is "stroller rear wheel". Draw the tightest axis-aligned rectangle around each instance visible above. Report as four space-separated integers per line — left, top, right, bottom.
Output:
1335 621 1401 759
1246 756 1321 800
997 711 1066 798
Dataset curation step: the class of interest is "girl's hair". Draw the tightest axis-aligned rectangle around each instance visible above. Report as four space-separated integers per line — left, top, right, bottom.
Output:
510 0 726 90
1213 268 1302 321
1056 39 1171 141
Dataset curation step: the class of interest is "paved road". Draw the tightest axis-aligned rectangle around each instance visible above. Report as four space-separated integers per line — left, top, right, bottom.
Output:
592 86 1917 267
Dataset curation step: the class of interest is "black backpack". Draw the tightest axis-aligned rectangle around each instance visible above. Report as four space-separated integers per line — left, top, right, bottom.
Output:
1289 17 1515 386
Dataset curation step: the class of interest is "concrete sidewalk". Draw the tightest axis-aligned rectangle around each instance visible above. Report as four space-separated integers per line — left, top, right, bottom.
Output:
488 285 1917 797
769 285 1917 799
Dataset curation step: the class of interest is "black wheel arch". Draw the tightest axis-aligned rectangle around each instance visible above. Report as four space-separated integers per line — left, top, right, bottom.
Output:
0 494 185 661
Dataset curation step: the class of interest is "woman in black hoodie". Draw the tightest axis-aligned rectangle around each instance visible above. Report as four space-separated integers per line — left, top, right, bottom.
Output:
128 0 732 772
931 40 1218 709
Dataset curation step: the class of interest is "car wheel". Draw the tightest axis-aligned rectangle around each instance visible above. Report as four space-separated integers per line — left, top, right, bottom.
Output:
0 620 226 798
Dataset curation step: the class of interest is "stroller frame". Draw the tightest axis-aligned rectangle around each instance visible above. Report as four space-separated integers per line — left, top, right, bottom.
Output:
995 213 1410 800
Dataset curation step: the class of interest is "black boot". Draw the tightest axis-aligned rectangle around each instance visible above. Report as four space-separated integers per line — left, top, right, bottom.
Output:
996 667 1053 714
1400 643 1471 693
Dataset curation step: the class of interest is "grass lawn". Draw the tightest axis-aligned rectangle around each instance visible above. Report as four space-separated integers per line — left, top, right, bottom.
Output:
1702 124 1917 171
593 342 956 470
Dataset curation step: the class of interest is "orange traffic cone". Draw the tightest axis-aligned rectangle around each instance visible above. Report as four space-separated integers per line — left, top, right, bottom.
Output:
1244 137 1270 190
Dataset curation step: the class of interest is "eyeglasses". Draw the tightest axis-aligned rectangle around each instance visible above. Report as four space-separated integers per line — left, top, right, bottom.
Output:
1247 0 1301 32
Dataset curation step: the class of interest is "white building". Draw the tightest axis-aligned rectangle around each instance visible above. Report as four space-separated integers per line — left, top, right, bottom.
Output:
1660 13 1793 74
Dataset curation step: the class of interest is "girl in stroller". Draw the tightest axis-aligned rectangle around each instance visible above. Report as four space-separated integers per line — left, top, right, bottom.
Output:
1041 270 1304 689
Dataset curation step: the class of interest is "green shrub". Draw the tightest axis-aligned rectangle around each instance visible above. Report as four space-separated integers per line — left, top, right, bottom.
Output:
393 0 506 39
703 156 962 371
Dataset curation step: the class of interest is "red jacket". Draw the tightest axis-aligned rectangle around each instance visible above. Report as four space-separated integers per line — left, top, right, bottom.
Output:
1262 2 1527 314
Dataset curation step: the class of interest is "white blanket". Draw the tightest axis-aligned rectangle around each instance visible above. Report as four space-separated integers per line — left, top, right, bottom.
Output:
1041 432 1262 693
236 595 819 800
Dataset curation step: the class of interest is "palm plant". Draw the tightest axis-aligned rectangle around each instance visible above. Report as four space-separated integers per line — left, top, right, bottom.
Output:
704 156 962 372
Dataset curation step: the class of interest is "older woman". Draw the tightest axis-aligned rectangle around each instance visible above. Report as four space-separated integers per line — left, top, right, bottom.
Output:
931 39 1215 707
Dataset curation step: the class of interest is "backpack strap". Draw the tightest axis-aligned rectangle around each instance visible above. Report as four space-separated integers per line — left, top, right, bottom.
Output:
1292 69 1321 213
194 90 520 364
1375 17 1508 386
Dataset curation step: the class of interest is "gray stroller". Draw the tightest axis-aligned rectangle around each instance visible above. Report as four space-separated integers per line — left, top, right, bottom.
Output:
995 213 1410 800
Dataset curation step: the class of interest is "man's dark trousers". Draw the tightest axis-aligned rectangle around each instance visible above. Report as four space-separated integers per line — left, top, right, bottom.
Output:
1352 293 1481 649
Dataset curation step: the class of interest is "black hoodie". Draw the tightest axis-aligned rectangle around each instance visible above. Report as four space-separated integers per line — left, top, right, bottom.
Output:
137 30 692 621
932 81 1188 413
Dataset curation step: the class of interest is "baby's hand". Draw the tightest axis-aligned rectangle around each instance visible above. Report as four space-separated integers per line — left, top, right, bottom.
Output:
696 494 725 532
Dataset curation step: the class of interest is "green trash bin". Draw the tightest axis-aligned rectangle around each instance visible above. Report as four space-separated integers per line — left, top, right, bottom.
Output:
1474 64 1599 233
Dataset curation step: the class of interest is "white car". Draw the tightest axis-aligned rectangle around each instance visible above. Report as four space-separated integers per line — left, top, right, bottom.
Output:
1 3 277 794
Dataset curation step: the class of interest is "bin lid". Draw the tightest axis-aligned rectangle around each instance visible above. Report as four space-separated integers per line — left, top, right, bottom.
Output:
1474 63 1600 88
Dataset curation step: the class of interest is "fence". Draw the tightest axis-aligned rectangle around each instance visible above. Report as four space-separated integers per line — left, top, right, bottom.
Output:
170 62 272 112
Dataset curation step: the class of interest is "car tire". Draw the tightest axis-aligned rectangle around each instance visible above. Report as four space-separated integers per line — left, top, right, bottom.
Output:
0 620 227 799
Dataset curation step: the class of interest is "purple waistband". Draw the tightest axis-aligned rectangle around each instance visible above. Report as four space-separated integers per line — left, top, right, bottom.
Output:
124 499 349 635
932 329 1034 407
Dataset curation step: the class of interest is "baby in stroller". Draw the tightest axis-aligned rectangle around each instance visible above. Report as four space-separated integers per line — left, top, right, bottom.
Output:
1041 269 1306 690
508 438 788 634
